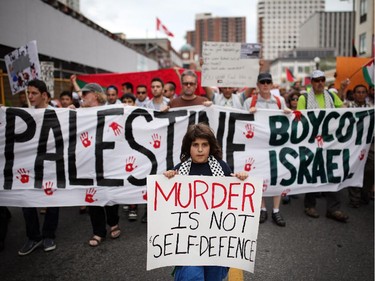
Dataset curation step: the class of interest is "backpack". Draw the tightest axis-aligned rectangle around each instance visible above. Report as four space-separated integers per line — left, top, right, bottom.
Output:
250 94 282 109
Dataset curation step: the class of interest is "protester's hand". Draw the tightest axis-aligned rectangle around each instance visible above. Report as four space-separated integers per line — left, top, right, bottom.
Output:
283 107 292 114
199 57 204 67
163 170 178 179
340 78 350 90
67 104 76 109
231 172 249 181
160 104 170 112
70 74 77 83
249 107 257 113
203 101 213 107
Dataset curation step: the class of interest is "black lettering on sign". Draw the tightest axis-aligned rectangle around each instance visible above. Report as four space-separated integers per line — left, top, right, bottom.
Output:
4 108 36 190
35 109 65 189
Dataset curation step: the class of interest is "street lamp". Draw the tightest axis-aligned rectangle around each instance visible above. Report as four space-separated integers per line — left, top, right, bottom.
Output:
314 57 320 70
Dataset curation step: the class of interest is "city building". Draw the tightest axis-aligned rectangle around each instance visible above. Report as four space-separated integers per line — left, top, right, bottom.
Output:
186 13 246 58
257 0 325 60
127 38 182 69
0 0 158 105
58 0 80 12
355 0 374 57
270 48 336 86
299 12 354 57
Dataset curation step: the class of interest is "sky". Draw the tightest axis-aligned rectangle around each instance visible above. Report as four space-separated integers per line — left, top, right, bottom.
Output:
80 0 353 52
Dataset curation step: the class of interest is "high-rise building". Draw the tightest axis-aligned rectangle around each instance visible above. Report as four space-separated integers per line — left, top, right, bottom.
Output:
257 0 325 60
186 13 246 57
299 12 354 57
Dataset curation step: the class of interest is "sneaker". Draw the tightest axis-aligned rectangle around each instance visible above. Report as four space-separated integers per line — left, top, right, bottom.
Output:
122 205 129 212
43 238 56 252
326 210 348 223
304 207 319 218
128 210 138 221
259 210 268 223
272 212 286 227
141 212 147 223
18 239 42 256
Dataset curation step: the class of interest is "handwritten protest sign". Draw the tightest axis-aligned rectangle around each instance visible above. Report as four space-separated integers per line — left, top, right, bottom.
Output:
146 175 263 273
0 105 373 207
201 42 261 87
4 41 41 95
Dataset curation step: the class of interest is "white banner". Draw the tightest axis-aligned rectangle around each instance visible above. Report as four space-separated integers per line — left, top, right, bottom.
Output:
147 175 263 273
0 105 373 207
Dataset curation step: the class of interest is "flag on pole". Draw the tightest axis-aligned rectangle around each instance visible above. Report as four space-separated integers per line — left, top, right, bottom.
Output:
303 76 311 86
285 68 294 82
156 18 174 37
362 58 374 87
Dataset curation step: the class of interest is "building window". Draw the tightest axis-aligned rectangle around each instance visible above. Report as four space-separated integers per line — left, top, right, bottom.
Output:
360 0 367 23
359 33 366 54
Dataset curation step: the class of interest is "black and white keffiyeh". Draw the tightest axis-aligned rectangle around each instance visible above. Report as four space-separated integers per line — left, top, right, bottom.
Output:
178 155 225 177
306 88 334 109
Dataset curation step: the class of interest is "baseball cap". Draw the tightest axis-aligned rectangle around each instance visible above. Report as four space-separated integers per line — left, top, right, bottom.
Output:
257 73 272 82
311 70 325 79
81 83 104 94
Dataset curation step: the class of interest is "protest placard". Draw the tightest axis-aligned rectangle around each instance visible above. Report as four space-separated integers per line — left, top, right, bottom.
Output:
4 41 41 95
201 42 261 87
146 174 263 273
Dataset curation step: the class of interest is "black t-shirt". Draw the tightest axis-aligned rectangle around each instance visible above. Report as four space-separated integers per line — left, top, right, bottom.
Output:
174 159 232 177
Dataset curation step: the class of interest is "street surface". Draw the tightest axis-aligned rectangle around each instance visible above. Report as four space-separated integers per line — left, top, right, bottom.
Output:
0 189 373 281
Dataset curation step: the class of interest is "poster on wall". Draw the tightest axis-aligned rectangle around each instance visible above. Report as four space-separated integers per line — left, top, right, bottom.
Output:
4 40 41 95
41 61 55 97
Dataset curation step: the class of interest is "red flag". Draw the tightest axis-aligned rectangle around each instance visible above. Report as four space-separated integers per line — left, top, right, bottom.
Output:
303 77 311 86
285 68 294 82
156 18 174 37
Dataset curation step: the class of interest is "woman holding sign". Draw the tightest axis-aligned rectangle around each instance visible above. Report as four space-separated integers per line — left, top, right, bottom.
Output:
164 123 248 281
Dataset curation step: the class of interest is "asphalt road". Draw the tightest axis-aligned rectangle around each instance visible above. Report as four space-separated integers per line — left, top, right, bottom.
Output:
0 189 373 281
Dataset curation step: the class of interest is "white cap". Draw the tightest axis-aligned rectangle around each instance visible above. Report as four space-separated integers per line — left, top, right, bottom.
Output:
311 70 325 79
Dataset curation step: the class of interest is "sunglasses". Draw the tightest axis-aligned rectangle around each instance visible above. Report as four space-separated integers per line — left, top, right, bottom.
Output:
291 98 299 101
259 80 272 85
182 82 196 86
137 91 146 94
355 91 367 94
312 78 326 83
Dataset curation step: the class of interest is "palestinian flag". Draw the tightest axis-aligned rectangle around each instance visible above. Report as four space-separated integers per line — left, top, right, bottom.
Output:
362 58 374 87
285 68 294 82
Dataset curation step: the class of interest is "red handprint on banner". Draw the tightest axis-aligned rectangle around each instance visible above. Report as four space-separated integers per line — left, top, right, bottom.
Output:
80 132 92 148
16 168 30 184
262 179 269 193
293 110 302 121
315 135 324 148
243 124 255 139
244 157 255 172
142 191 148 201
43 181 54 196
85 188 97 203
109 122 123 136
125 156 138 172
359 149 366 160
150 133 161 149
281 188 291 197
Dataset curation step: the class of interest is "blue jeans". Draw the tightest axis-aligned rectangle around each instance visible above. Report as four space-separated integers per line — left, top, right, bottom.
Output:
174 266 228 281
